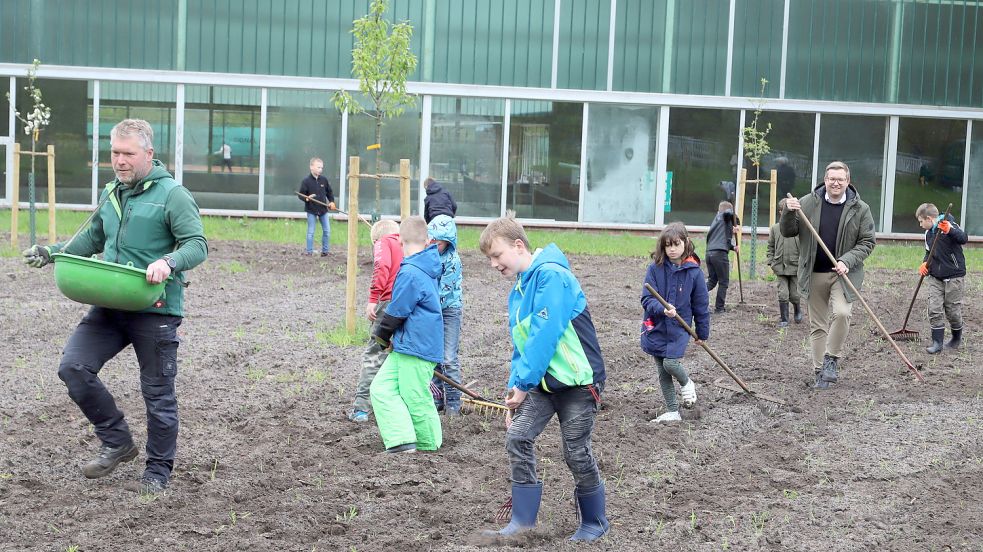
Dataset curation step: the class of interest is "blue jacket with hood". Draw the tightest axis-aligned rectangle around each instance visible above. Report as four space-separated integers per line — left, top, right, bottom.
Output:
427 215 463 310
640 255 711 358
508 244 606 393
379 244 445 363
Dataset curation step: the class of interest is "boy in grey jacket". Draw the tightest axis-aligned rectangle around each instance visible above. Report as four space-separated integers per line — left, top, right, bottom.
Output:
705 201 739 313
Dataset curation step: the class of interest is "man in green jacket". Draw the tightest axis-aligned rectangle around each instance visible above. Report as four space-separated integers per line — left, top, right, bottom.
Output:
22 119 208 494
781 161 875 389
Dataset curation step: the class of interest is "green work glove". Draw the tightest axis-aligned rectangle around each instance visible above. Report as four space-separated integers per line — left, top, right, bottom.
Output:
22 245 52 268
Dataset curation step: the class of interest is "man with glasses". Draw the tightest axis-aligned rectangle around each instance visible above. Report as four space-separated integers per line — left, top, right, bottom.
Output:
781 161 875 389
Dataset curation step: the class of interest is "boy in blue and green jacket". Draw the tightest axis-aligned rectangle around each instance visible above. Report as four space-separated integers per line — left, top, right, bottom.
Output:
478 214 609 542
427 215 464 415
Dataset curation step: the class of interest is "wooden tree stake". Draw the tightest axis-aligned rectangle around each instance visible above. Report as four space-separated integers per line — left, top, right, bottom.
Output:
346 156 360 335
399 158 410 220
47 144 56 243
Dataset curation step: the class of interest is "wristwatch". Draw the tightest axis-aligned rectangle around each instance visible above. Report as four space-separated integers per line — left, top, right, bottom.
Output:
162 255 177 270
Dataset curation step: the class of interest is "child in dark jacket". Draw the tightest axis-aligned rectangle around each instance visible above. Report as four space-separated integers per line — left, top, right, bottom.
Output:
347 220 403 423
916 203 968 353
424 178 457 222
705 201 739 313
641 222 711 423
369 217 444 453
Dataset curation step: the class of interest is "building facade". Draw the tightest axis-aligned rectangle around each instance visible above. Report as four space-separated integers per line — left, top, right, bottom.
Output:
2 0 982 236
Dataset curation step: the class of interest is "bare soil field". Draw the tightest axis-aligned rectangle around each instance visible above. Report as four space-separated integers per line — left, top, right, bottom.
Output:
1 240 980 551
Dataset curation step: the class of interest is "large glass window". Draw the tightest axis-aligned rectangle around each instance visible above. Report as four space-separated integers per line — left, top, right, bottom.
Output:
743 111 815 228
429 96 504 218
967 123 983 236
264 90 342 213
665 107 740 226
14 78 92 204
346 101 421 217
584 104 659 224
817 115 887 231
183 85 261 210
507 100 582 221
892 118 966 234
96 82 177 191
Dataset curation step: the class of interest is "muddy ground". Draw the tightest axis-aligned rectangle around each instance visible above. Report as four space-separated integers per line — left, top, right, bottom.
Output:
1 239 980 552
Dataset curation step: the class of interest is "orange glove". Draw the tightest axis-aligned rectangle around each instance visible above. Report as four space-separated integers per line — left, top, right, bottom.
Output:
919 262 929 277
937 220 951 234
328 202 336 211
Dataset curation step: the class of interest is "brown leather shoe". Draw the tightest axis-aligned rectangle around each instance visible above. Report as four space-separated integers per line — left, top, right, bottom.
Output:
82 443 139 479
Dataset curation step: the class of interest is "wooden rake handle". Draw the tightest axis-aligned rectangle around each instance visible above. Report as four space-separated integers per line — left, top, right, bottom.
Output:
295 191 373 228
785 194 924 382
644 283 754 396
432 370 506 408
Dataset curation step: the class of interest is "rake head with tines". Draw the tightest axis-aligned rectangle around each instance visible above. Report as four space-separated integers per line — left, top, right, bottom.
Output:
429 381 443 401
496 496 513 522
462 397 509 417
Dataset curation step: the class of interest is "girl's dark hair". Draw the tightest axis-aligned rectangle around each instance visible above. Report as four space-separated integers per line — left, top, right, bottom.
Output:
651 222 695 264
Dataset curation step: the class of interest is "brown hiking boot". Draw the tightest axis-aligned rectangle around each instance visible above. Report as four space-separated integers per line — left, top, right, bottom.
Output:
82 443 139 479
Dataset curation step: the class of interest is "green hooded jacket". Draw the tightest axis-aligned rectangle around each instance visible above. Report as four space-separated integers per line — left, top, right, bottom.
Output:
767 222 799 276
49 160 208 316
779 183 875 302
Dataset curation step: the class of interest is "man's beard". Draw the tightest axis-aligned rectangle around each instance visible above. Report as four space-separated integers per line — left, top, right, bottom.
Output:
115 168 147 186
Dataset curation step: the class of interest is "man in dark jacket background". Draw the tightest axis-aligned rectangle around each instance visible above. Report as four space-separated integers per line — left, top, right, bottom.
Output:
781 161 875 389
298 157 335 256
424 178 457 222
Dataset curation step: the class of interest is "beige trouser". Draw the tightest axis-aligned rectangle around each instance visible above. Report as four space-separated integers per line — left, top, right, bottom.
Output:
808 272 853 371
776 274 800 304
926 276 964 331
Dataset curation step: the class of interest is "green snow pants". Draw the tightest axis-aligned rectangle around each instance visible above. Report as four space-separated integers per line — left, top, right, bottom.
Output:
369 351 442 451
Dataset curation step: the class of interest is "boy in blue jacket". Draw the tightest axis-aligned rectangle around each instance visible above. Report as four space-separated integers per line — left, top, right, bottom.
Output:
427 215 464 416
641 222 711 422
478 213 609 542
369 216 444 453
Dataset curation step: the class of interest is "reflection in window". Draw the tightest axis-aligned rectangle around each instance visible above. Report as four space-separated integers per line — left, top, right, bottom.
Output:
665 107 740 227
184 85 261 210
817 115 886 231
893 118 965 234
967 124 983 236
347 101 421 217
584 104 659 224
507 100 582 221
745 111 815 227
429 97 504 218
96 82 177 195
264 90 342 213
15 78 92 204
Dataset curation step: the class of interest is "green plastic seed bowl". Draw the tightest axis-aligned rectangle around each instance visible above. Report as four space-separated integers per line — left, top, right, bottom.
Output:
52 253 167 311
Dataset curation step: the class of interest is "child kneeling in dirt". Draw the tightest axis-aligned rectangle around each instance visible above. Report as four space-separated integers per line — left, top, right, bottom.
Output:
478 213 609 542
916 203 968 354
641 222 710 423
427 215 465 416
368 216 444 453
768 198 802 327
347 219 403 423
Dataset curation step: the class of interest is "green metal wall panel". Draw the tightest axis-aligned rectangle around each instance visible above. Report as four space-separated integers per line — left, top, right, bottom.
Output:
612 0 669 92
786 0 893 103
613 0 728 95
897 0 983 108
429 0 553 87
558 0 610 90
731 0 783 98
0 0 178 70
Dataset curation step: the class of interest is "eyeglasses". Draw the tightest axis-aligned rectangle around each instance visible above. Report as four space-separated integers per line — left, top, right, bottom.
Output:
825 177 848 184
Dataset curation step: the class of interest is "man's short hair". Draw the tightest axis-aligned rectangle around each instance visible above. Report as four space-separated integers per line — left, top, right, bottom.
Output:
778 197 788 211
309 157 323 166
824 161 851 179
399 216 429 245
479 211 530 255
915 203 939 219
370 219 400 242
111 119 154 151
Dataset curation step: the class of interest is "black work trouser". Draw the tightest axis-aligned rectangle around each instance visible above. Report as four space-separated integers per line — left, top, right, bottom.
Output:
58 307 182 481
705 249 730 310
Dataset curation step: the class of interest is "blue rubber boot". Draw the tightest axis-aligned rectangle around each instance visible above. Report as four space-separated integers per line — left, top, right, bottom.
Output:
570 482 610 541
486 482 542 536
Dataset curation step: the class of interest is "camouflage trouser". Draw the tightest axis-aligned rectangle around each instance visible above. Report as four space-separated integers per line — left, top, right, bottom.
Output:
926 276 963 331
351 300 391 413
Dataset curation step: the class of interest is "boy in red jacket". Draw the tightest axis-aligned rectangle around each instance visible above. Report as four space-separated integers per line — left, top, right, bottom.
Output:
348 219 403 422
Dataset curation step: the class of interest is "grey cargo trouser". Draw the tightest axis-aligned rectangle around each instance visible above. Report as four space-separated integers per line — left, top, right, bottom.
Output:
926 276 963 331
352 300 391 413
